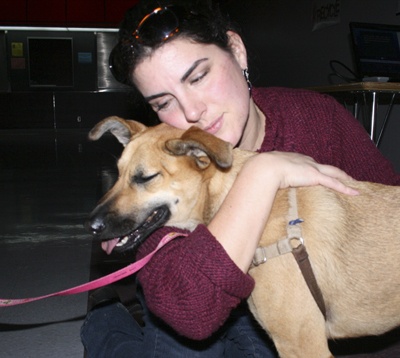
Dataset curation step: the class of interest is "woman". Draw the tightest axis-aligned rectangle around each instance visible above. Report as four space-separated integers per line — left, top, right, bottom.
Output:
81 1 400 357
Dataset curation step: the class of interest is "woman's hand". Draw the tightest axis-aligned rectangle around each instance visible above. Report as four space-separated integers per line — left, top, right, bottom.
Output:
208 151 358 273
251 151 359 195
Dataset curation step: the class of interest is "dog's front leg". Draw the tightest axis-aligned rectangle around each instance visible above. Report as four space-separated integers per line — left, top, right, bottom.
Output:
248 257 333 358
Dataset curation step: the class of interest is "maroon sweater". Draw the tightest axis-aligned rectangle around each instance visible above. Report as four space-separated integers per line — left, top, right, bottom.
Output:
136 87 400 340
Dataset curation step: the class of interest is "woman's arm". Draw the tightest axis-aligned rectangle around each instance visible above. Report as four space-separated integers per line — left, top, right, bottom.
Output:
258 88 400 185
209 151 357 272
327 96 400 185
295 91 400 185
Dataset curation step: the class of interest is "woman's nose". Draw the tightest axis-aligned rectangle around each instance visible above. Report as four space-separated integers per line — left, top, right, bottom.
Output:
181 98 206 123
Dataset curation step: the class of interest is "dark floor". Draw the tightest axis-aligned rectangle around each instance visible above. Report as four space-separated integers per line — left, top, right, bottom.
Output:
0 128 400 357
0 128 125 357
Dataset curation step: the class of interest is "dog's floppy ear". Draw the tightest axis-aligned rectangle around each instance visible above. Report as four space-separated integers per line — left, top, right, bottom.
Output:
88 116 147 146
165 126 233 169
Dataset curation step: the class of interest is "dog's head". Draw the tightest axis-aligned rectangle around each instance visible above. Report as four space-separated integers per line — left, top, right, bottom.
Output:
86 116 234 254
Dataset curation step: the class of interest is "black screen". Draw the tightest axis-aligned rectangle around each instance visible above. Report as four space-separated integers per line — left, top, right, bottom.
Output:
350 23 400 80
28 37 74 87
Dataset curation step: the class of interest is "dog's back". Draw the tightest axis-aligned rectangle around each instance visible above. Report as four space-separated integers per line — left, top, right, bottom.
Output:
249 181 400 356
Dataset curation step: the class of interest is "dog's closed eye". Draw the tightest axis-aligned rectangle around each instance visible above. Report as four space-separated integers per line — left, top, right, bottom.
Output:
132 173 159 185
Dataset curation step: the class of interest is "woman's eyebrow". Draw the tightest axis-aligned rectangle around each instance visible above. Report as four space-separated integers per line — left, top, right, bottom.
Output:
144 92 169 102
144 58 209 102
180 58 208 82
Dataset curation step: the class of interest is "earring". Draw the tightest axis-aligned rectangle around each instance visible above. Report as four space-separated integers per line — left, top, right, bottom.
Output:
242 68 252 93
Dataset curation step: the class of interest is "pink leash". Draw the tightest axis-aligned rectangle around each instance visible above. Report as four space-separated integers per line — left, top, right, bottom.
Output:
0 232 187 307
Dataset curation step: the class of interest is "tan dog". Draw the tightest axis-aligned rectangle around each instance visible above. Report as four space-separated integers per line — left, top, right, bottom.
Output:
87 116 400 358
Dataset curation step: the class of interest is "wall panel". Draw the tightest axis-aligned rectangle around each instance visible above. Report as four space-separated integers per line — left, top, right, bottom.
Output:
27 0 66 24
104 0 137 24
0 0 138 27
0 0 27 23
67 0 105 25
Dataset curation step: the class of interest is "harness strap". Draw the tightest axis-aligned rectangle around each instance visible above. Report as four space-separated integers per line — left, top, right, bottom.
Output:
252 236 301 266
252 188 327 320
287 188 327 318
292 242 327 319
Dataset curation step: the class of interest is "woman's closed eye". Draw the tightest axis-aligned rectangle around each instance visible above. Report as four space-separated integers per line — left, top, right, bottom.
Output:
153 101 170 112
189 70 208 85
151 98 173 112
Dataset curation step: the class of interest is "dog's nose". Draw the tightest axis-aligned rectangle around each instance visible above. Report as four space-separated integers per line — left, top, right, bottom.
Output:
86 216 106 235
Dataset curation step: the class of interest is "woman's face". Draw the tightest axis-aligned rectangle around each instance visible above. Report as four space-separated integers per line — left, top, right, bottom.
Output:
132 32 250 147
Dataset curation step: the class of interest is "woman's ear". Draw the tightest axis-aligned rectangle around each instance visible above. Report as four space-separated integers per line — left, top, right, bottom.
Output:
227 31 248 69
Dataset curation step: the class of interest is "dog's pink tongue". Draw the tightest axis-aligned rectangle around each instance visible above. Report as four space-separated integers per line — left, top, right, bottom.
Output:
101 238 120 255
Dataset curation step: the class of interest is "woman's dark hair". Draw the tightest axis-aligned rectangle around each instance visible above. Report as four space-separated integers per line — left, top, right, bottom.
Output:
110 0 242 86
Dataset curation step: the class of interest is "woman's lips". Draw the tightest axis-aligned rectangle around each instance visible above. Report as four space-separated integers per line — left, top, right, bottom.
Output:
203 116 223 135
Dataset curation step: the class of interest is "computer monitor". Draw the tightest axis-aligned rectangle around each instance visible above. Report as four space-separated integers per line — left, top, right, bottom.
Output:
350 22 400 82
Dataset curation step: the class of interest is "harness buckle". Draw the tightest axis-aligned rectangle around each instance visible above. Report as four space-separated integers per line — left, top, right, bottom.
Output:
252 247 268 266
289 236 304 249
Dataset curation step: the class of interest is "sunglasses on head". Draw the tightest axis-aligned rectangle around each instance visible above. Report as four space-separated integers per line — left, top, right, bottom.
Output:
109 5 189 84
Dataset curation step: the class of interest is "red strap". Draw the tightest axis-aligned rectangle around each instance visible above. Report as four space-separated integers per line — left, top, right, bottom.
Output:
0 232 187 307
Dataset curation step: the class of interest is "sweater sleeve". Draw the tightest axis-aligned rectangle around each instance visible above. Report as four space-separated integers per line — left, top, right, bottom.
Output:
315 93 400 185
136 224 255 340
256 87 400 185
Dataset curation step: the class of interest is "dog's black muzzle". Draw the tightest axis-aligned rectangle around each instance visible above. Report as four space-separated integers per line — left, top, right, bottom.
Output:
85 204 171 253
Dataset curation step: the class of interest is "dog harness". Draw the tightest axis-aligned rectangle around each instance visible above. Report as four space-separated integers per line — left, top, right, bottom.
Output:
252 188 327 319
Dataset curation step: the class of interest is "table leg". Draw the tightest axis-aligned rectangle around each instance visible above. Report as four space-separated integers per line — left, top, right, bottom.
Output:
370 91 377 143
376 93 396 147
